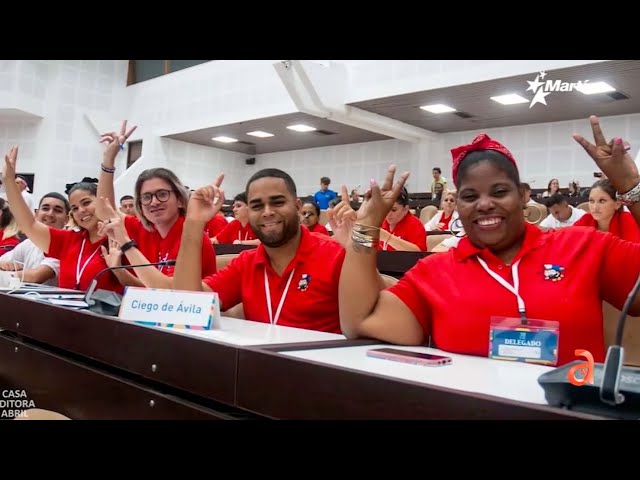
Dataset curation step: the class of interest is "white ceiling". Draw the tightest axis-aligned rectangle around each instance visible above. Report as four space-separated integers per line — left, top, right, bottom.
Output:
166 60 640 154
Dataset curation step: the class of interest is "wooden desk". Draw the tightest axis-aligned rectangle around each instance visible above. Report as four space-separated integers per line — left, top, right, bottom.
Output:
0 293 354 419
0 335 226 420
0 293 611 420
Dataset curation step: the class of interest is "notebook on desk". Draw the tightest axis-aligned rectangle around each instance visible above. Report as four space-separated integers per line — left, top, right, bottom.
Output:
0 284 82 295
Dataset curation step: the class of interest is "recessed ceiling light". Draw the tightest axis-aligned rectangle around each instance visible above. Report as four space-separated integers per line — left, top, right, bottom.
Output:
287 124 317 132
419 104 456 114
246 130 274 138
575 81 615 95
212 136 238 143
490 94 529 105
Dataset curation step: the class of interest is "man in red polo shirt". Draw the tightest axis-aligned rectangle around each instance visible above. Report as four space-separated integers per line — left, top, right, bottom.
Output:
173 169 356 333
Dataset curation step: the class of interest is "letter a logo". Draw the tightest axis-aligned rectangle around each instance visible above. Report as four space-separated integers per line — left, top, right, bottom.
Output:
567 349 594 386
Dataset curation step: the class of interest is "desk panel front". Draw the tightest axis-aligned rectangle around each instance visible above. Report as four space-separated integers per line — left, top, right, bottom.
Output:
0 335 228 419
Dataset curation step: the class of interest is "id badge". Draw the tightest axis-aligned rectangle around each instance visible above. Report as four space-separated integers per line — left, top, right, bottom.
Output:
488 317 559 366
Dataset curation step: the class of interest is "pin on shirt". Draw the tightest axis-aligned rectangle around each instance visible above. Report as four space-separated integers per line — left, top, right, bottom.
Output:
298 274 311 291
543 264 564 282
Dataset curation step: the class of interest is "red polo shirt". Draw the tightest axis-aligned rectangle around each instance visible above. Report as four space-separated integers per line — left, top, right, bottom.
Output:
380 213 427 251
215 219 257 244
203 227 344 333
0 230 21 250
204 214 228 239
124 215 216 277
47 228 123 293
388 223 640 366
307 223 329 236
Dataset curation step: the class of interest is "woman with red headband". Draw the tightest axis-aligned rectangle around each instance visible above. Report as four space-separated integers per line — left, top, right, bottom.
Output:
338 116 640 367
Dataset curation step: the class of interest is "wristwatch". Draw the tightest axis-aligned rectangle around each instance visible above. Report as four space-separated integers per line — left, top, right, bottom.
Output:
120 239 138 254
616 182 640 206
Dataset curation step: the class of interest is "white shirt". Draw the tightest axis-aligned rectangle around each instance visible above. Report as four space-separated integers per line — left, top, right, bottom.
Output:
424 210 460 232
0 239 59 286
21 190 35 211
539 205 586 229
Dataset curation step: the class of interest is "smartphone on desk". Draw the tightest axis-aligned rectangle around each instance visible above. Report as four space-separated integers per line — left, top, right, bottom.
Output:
367 348 452 366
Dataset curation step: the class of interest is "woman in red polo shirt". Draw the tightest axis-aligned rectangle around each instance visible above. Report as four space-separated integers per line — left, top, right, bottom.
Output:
300 202 329 236
2 147 123 293
0 198 22 251
338 115 640 367
378 187 427 252
572 178 640 242
95 120 217 289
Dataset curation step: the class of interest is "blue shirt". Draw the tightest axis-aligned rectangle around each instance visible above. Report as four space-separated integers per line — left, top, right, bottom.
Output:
314 189 337 210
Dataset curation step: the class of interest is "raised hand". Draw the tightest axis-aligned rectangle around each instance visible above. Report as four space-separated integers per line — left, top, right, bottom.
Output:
356 165 410 228
3 146 18 181
186 174 225 223
100 120 138 166
97 198 131 245
573 115 638 193
100 238 122 268
328 185 358 247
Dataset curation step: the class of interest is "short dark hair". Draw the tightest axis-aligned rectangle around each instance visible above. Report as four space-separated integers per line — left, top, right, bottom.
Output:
304 202 321 216
454 150 520 189
40 192 70 213
246 168 297 198
545 192 567 208
320 176 330 185
521 182 531 191
234 192 247 204
432 167 441 174
120 195 134 203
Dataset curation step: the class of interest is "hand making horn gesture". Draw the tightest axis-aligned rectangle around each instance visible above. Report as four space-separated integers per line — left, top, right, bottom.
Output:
186 174 226 223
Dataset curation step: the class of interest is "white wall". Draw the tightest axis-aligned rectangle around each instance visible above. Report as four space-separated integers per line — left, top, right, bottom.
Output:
253 139 422 197
181 112 640 199
0 60 129 201
2 60 635 206
439 113 640 190
126 60 295 138
343 60 607 104
113 137 250 201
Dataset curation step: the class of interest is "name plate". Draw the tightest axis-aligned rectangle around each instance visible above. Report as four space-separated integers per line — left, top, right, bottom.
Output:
119 287 221 330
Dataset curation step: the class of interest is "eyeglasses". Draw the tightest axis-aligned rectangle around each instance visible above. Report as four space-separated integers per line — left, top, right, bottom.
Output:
140 189 173 206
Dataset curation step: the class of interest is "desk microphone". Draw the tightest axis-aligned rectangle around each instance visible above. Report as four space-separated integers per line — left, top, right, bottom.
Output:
83 260 176 316
538 272 640 419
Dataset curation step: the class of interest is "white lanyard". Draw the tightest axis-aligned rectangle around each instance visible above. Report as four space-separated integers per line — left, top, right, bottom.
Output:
476 257 527 322
238 230 249 242
76 238 102 289
264 267 296 325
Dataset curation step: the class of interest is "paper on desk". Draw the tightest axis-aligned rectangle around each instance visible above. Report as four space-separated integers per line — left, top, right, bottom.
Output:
47 299 89 308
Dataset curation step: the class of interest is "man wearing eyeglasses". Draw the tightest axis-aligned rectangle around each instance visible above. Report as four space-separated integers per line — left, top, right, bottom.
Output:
96 121 217 289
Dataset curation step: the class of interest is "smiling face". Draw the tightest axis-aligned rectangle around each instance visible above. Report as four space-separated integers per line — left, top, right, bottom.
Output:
456 160 526 255
139 177 182 228
37 196 68 229
69 189 99 232
248 177 301 248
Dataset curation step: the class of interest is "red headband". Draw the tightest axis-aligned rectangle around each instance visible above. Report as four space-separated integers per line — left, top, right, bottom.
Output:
451 133 518 183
